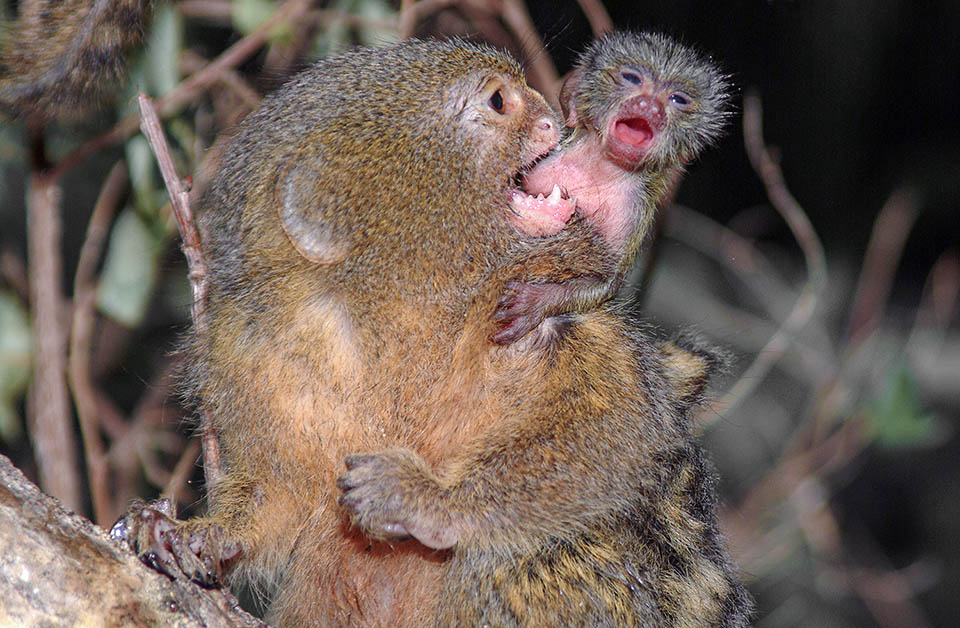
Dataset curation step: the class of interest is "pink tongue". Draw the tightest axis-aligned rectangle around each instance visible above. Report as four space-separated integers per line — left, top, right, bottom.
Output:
614 117 653 146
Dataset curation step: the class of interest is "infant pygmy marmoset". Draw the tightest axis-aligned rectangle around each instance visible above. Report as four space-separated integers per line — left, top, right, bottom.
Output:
493 31 731 344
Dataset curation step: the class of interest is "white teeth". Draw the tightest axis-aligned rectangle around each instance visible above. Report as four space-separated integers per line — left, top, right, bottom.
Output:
536 193 545 201
548 184 563 203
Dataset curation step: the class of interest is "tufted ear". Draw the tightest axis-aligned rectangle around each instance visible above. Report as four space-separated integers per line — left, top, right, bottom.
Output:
657 331 730 408
277 158 350 264
558 68 583 128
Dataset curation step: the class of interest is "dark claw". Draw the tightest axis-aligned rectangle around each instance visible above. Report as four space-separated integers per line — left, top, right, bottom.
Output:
166 526 217 587
112 499 239 589
491 281 556 344
491 316 536 345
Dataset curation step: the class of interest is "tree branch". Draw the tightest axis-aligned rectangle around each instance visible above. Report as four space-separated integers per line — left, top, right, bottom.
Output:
0 453 266 627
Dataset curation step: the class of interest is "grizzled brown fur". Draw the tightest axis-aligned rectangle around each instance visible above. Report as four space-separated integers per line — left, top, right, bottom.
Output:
341 309 752 627
169 39 584 627
0 0 153 120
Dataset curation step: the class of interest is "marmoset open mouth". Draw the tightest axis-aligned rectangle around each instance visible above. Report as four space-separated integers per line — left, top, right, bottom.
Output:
613 116 654 148
506 154 577 237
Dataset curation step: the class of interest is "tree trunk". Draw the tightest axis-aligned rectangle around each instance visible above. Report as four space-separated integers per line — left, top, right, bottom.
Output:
0 454 267 628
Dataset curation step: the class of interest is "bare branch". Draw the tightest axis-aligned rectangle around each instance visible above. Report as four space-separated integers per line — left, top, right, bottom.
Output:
163 438 202 504
27 174 81 512
68 161 129 526
138 95 208 332
180 50 262 112
177 0 232 21
845 188 919 346
498 0 560 100
0 249 29 301
718 91 828 414
0 453 265 627
399 0 417 39
137 93 220 493
574 0 613 37
49 0 312 180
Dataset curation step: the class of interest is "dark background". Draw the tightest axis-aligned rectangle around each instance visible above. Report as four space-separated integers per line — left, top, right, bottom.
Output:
1 1 958 626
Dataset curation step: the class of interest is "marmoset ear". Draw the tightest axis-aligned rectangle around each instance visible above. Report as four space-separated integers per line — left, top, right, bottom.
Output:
277 157 350 265
657 331 730 409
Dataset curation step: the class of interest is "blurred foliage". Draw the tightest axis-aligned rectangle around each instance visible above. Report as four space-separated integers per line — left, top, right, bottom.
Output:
867 365 937 449
0 291 31 443
0 1 957 627
96 207 167 327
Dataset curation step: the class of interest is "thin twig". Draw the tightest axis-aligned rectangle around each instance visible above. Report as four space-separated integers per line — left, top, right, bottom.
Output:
176 0 232 21
664 205 838 424
137 95 208 335
0 249 30 302
849 564 935 628
160 0 311 115
458 2 517 53
162 438 202 504
845 188 919 347
180 50 262 111
67 161 128 526
98 363 175 517
726 417 868 570
410 0 456 24
499 0 560 100
908 249 959 349
904 249 959 399
137 94 220 494
27 175 82 511
794 492 934 628
574 0 613 37
399 0 417 39
668 205 804 331
312 8 401 32
717 91 827 415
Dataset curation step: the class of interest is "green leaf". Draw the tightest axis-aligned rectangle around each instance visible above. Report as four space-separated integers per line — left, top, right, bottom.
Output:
354 0 398 47
96 209 162 327
866 364 937 448
144 3 184 97
0 291 32 443
125 134 157 215
232 0 290 42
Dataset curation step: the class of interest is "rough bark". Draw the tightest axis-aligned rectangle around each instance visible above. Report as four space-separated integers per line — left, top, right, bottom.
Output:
0 454 267 628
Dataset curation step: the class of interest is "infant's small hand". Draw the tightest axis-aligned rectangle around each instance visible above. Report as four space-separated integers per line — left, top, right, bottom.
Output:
491 281 562 345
